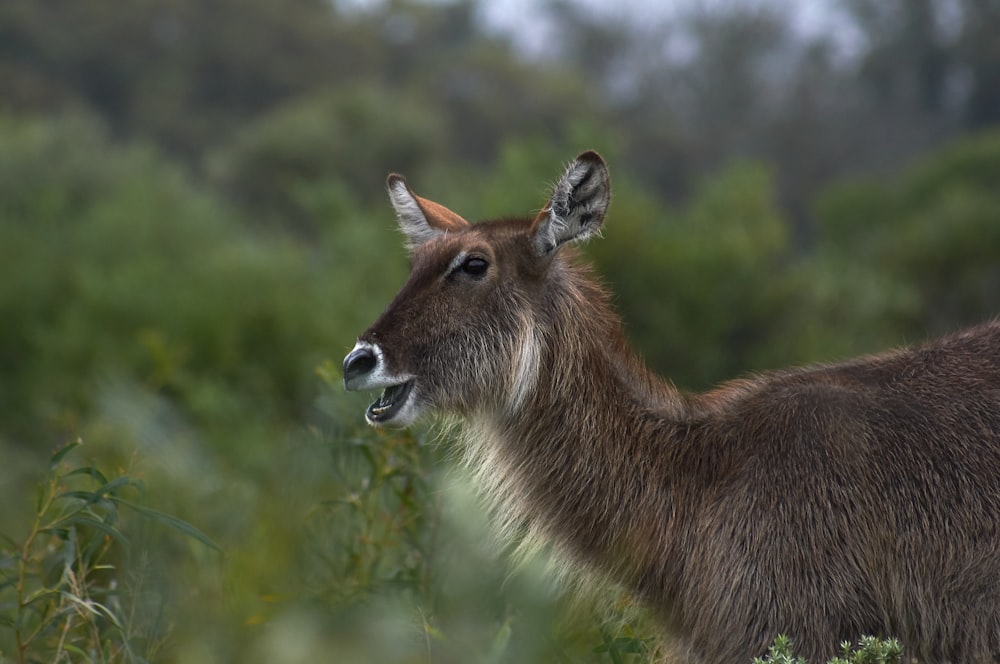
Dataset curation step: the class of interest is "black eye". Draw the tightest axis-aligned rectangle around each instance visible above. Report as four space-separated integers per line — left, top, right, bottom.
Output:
461 256 489 277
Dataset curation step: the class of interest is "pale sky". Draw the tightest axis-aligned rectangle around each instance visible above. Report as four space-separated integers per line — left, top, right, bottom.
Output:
337 0 858 62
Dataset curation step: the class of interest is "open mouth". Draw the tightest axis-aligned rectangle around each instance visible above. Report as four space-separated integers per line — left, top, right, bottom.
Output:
366 380 414 424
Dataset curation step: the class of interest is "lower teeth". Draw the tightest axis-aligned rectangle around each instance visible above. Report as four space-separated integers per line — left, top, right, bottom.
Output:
371 387 399 416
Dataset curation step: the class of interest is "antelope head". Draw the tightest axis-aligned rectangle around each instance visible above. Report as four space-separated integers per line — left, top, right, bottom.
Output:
343 151 611 426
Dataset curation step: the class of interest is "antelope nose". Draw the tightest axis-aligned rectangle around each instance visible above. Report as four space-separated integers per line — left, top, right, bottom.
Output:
343 345 377 389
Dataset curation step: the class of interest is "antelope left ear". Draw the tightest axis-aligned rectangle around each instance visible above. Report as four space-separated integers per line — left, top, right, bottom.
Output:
387 174 470 249
531 151 610 257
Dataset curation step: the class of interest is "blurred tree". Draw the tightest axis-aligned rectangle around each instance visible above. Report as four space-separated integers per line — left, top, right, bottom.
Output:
0 0 604 170
588 160 794 388
956 0 1000 128
816 128 1000 337
371 0 605 165
0 112 402 449
547 3 874 239
839 0 1000 131
208 84 448 235
0 0 354 155
842 0 953 115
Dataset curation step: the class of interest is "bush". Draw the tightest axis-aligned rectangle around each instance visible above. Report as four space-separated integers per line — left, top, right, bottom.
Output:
753 634 903 664
0 439 217 662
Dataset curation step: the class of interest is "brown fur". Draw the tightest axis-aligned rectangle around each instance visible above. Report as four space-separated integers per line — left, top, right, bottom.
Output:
344 152 1000 663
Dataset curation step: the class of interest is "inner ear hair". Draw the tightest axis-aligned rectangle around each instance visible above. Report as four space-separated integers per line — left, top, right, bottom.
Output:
533 151 610 256
387 174 470 249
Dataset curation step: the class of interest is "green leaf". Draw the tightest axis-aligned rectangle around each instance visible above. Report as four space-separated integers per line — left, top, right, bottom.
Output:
596 628 627 664
89 476 133 503
20 587 61 609
55 490 104 502
59 592 123 629
50 439 83 468
56 476 132 511
115 498 222 553
482 620 512 664
63 465 110 485
61 644 90 658
42 516 129 555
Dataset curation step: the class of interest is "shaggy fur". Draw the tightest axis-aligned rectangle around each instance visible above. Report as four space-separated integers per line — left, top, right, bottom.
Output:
345 152 1000 663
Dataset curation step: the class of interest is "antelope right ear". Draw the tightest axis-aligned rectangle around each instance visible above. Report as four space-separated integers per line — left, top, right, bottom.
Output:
531 151 610 257
387 174 470 249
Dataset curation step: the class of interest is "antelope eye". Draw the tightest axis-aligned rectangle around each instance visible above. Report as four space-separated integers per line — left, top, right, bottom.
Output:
461 256 489 277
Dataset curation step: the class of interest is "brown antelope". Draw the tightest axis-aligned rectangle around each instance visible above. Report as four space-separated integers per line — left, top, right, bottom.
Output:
343 151 1000 663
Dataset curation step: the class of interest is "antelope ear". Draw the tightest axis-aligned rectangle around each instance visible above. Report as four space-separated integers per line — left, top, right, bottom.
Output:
387 174 470 249
531 151 610 257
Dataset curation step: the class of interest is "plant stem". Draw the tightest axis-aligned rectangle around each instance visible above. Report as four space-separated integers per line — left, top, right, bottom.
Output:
16 472 59 664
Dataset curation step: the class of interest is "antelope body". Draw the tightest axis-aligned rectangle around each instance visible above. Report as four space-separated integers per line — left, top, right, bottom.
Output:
343 152 1000 662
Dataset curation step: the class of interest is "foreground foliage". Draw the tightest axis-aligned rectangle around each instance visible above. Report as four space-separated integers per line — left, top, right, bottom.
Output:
0 440 217 662
754 635 903 664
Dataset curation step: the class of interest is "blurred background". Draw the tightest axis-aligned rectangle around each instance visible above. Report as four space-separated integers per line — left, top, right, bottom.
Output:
1 0 999 661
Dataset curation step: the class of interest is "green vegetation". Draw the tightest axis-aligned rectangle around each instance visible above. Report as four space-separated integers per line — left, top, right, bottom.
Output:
2 0 999 661
0 440 217 663
4 108 997 662
753 635 903 664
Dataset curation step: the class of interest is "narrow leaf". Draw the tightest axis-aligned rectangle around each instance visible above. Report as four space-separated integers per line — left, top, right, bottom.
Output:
63 465 110 485
48 516 130 554
50 439 83 468
116 498 222 552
